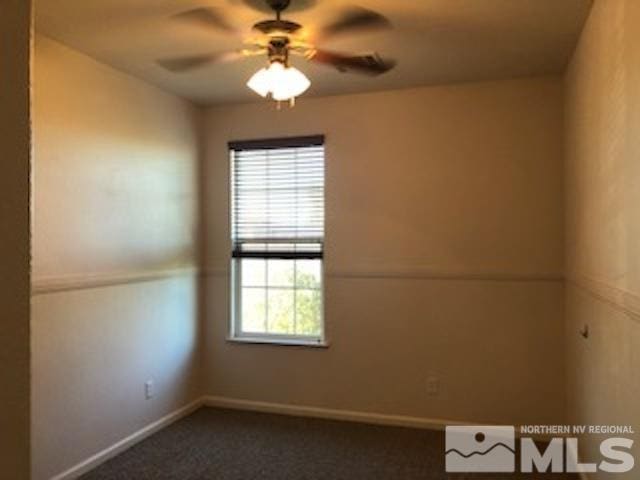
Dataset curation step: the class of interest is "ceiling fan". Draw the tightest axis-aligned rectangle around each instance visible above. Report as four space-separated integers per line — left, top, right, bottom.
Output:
158 0 396 104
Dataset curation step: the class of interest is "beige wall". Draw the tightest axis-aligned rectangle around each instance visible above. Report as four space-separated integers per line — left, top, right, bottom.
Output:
0 1 32 478
31 36 201 479
564 0 640 476
202 77 566 426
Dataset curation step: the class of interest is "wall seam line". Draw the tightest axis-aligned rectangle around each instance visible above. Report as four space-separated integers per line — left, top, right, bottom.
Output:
31 267 198 295
203 267 563 282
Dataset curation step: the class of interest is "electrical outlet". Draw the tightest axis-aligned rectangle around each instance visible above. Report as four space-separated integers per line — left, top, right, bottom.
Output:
145 379 154 399
426 376 440 396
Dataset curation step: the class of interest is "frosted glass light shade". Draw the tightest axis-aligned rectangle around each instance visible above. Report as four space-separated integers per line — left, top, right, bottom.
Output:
247 61 311 101
247 67 271 97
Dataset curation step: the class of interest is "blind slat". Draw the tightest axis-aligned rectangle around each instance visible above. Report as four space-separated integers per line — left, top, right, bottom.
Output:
231 141 325 246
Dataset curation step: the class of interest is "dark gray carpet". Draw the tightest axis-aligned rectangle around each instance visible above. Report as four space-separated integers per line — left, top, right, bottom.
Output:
80 407 577 479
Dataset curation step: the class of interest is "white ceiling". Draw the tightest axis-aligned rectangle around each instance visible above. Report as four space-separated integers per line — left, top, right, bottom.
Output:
36 0 592 106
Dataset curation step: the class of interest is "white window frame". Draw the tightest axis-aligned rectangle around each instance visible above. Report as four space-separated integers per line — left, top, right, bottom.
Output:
229 256 326 347
227 137 327 347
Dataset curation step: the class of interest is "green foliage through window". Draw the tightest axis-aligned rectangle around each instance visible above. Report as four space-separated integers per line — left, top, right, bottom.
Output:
239 259 322 337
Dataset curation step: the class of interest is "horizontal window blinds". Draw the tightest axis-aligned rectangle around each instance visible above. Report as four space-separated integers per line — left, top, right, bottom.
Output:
231 137 325 259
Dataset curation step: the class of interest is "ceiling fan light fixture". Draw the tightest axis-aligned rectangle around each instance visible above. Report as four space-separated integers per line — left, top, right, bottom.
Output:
247 67 272 97
247 61 310 101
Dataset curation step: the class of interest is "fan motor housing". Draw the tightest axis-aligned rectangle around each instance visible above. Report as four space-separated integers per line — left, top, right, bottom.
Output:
253 19 302 34
267 36 290 64
252 0 302 34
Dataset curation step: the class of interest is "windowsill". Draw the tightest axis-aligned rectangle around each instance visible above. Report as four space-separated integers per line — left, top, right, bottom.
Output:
226 336 330 348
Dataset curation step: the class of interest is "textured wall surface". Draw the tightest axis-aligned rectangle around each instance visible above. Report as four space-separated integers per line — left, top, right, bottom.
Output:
202 77 566 426
0 1 32 478
565 0 640 477
31 36 201 480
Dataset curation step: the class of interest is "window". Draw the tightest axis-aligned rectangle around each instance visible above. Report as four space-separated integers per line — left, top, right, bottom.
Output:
229 136 325 346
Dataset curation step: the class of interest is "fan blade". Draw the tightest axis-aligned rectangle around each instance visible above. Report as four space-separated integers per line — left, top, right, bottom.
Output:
319 7 391 39
308 50 396 75
157 51 243 72
172 7 237 34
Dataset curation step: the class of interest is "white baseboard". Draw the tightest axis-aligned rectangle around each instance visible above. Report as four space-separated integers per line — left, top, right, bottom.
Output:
203 395 556 440
50 395 558 479
203 395 474 431
202 395 552 441
50 398 203 480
